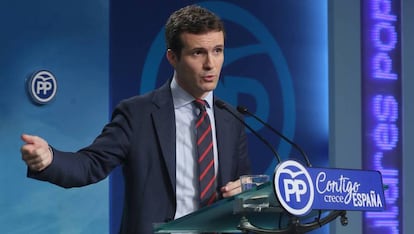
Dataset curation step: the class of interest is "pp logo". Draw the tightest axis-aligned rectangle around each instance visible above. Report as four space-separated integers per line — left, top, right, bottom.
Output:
274 160 314 216
27 70 57 104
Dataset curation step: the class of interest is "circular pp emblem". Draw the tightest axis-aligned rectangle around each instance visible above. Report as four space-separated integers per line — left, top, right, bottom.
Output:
274 160 314 216
28 70 57 104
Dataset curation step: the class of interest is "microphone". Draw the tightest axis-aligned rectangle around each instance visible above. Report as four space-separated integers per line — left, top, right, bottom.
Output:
237 105 312 167
214 100 281 164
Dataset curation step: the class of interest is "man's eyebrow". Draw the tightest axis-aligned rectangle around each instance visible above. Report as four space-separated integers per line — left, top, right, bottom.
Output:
189 47 207 51
187 44 224 51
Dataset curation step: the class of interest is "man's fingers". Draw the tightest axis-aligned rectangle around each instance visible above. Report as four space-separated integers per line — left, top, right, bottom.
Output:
21 134 45 146
28 161 48 172
21 143 39 158
24 156 43 165
21 134 35 144
222 186 241 198
220 179 243 198
23 150 51 172
223 180 241 191
22 145 49 160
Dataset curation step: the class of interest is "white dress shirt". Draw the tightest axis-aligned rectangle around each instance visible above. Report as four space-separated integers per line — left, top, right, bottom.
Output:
171 77 218 221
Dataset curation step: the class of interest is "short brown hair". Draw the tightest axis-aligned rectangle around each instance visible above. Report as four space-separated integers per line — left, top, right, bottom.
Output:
165 5 225 57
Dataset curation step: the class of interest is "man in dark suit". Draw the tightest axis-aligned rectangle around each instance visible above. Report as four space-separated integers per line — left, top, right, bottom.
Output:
21 5 251 234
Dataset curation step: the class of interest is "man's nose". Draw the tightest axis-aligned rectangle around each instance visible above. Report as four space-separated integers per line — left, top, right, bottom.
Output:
203 54 213 70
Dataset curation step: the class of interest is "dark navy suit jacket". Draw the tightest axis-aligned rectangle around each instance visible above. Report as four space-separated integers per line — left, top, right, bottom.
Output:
29 80 251 233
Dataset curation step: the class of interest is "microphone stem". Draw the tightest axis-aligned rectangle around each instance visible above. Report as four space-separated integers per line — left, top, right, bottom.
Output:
244 123 282 164
247 112 312 167
215 100 282 164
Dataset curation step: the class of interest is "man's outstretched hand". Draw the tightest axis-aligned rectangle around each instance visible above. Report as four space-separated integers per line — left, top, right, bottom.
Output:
21 134 53 171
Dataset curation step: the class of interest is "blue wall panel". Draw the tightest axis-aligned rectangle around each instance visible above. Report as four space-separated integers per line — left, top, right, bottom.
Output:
0 1 109 233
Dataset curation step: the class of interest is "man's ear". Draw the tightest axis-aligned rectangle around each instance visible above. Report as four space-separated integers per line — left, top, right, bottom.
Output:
166 49 177 68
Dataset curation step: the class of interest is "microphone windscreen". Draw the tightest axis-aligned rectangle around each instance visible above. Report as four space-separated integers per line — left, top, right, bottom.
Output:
214 100 226 109
237 106 248 114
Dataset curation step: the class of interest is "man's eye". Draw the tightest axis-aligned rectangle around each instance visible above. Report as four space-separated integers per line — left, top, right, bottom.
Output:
193 51 203 56
214 48 223 54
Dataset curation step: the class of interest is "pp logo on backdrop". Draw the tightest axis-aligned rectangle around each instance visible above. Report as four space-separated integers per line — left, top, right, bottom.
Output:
27 70 57 104
274 160 314 216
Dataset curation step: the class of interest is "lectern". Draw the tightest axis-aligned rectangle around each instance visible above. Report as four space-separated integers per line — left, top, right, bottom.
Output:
154 160 385 233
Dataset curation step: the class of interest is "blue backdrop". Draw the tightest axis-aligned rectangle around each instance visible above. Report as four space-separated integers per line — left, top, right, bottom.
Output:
0 0 109 233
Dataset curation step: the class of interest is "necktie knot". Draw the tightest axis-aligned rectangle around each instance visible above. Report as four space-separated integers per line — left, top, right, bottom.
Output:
193 99 207 112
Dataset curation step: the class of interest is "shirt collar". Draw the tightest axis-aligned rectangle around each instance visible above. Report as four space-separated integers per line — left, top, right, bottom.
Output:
171 76 213 109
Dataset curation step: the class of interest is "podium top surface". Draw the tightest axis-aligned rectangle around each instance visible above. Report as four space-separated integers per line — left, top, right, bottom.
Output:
153 182 288 233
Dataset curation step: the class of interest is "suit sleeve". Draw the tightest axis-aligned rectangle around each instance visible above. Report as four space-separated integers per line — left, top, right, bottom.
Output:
28 101 133 188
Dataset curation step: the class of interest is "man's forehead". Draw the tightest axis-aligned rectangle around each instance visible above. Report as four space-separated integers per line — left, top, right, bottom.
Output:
180 31 225 48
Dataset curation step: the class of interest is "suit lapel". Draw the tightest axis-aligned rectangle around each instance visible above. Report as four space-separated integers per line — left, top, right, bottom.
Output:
151 81 176 194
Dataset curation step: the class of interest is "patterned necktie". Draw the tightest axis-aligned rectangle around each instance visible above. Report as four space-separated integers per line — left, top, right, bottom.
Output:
193 99 217 207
